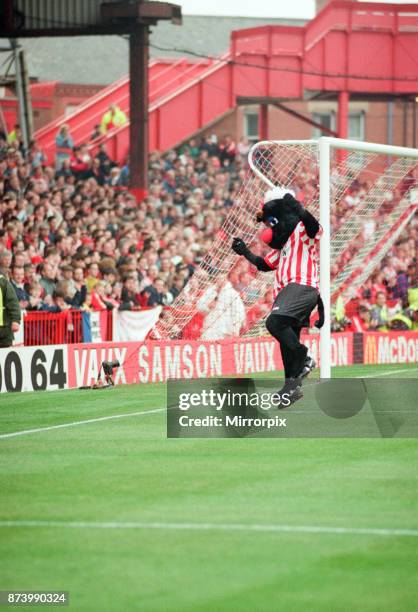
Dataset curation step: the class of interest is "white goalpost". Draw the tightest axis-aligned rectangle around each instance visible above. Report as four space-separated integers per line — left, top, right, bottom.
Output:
156 137 418 379
318 137 418 377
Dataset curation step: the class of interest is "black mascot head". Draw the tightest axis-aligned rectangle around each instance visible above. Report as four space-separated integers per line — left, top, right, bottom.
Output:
256 187 301 249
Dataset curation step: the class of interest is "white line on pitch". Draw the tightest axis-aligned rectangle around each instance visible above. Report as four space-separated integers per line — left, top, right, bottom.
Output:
0 380 317 440
361 367 418 378
0 407 165 440
0 520 417 538
1 371 416 440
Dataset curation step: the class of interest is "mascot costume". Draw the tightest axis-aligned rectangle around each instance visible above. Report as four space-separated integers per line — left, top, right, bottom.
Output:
232 187 324 405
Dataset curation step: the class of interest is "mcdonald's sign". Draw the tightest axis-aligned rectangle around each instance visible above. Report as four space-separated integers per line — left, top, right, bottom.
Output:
364 335 378 364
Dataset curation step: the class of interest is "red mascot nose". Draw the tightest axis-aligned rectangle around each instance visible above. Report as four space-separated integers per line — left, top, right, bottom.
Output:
260 227 273 244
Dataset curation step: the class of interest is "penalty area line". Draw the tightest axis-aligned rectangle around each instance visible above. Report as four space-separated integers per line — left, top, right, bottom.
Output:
0 520 417 538
0 407 165 440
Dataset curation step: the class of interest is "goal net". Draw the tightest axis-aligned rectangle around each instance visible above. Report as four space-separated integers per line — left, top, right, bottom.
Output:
154 138 418 376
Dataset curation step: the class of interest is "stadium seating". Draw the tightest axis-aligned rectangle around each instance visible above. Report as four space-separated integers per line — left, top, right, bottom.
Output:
0 129 416 345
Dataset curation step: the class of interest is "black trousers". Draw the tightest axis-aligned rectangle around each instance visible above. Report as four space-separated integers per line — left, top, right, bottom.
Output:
265 284 318 379
265 314 307 379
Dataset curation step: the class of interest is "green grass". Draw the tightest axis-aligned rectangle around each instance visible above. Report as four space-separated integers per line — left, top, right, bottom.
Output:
0 363 417 611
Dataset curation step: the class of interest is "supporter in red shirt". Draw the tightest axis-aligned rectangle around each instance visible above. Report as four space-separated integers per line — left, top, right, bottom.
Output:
91 281 117 311
348 305 372 332
70 146 90 180
5 222 18 249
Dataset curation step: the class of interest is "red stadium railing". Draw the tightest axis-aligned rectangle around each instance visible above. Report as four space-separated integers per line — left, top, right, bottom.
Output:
102 310 114 342
24 310 83 346
23 310 115 345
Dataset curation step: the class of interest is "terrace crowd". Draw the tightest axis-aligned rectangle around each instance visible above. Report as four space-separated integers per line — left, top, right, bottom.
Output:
0 125 416 337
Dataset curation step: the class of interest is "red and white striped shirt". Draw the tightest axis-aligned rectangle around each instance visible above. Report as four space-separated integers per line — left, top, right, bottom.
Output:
264 221 322 297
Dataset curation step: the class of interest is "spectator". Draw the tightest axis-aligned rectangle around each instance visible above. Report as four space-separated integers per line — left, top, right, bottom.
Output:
349 305 372 332
370 292 389 330
169 276 184 300
237 137 250 159
24 263 37 289
55 125 74 169
100 104 127 134
90 124 102 142
71 267 87 308
120 276 141 310
386 269 408 304
0 269 21 347
118 158 129 187
91 281 116 311
95 144 114 181
0 230 8 251
39 262 57 297
7 124 23 149
28 139 46 170
85 262 100 293
109 167 123 188
407 261 417 289
142 278 173 307
70 146 90 180
388 311 412 331
180 138 199 160
41 289 71 312
198 277 246 340
55 158 72 180
411 305 418 331
331 296 351 332
95 143 112 167
6 222 18 248
10 265 29 309
0 250 12 275
26 282 44 311
200 134 219 157
219 135 236 167
79 143 92 166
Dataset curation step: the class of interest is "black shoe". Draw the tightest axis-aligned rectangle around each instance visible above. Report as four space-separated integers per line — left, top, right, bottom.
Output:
287 385 304 405
274 378 303 408
298 356 316 379
275 378 296 395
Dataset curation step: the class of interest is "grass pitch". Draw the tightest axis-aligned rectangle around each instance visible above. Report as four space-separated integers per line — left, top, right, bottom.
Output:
1 363 417 611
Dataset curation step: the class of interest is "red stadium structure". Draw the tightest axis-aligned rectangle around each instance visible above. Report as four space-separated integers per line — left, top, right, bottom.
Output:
30 1 418 176
0 0 183 200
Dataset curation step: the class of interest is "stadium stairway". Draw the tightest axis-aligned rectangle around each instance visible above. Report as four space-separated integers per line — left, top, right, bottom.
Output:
34 55 232 164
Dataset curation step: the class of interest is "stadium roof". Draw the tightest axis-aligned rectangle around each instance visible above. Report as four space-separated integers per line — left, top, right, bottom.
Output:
0 15 306 85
